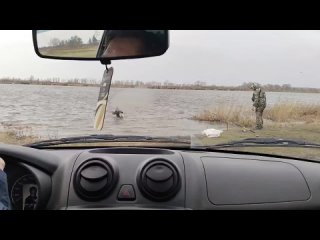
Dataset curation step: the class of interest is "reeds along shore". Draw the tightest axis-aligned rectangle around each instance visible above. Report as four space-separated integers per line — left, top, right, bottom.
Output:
192 103 320 128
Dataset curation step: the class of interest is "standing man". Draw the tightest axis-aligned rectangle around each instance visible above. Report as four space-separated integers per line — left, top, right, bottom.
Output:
0 157 10 210
251 84 267 129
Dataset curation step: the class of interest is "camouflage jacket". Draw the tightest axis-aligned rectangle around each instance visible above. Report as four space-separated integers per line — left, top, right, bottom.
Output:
252 88 266 108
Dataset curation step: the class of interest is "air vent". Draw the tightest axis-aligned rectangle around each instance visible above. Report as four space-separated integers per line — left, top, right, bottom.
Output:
137 159 181 201
74 159 118 201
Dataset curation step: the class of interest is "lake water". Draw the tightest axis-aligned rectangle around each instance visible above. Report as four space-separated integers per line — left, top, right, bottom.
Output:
1 84 320 138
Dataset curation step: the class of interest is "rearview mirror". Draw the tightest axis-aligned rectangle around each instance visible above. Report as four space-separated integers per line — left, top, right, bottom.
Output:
32 30 169 61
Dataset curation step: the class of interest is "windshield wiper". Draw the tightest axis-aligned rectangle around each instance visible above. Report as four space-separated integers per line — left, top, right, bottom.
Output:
25 134 191 148
195 138 320 150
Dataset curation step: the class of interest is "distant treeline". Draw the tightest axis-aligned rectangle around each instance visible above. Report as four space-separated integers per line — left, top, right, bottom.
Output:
0 77 99 87
111 80 320 93
44 33 100 49
1 77 320 93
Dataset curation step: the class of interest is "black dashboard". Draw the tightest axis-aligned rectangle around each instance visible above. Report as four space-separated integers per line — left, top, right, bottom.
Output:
1 143 320 210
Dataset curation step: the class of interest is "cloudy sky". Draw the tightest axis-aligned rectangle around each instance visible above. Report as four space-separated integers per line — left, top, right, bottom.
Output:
0 30 320 87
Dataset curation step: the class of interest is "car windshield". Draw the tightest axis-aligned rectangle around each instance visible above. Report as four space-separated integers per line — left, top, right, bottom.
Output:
1 30 320 160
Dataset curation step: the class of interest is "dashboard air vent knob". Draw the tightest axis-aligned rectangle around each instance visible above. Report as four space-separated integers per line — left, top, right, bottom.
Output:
138 159 181 201
74 159 118 201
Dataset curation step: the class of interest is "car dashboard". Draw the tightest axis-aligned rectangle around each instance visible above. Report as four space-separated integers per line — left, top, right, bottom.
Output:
1 143 320 210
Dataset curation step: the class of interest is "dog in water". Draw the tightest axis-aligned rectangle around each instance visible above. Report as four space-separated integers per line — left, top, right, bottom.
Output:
112 108 124 119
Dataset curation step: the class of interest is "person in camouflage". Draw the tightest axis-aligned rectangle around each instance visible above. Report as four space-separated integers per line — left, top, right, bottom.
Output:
250 84 266 129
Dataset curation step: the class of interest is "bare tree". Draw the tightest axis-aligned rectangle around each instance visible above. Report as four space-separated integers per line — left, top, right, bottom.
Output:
49 38 61 47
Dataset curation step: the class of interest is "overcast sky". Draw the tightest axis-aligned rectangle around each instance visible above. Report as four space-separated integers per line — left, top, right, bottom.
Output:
0 30 320 88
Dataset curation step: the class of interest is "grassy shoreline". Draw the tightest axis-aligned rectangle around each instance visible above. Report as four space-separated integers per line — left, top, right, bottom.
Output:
192 103 320 160
0 131 37 145
193 103 320 128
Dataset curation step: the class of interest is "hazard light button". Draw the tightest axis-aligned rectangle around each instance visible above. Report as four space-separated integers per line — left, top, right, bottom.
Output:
117 185 136 201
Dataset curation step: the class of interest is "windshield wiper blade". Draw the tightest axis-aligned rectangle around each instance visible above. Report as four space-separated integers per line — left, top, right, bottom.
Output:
25 134 191 148
196 138 320 149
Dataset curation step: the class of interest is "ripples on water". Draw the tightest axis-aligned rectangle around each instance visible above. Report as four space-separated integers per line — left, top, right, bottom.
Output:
0 84 319 138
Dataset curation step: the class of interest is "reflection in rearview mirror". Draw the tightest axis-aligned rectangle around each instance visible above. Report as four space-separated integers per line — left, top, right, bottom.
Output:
36 30 103 58
34 30 168 60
